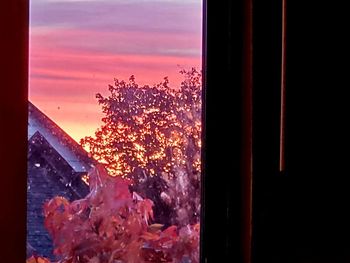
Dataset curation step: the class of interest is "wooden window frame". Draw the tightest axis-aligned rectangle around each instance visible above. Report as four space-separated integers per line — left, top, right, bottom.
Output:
0 0 289 262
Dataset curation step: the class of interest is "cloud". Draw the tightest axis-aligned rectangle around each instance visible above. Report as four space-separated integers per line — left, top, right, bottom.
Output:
41 0 200 4
30 46 201 90
30 27 202 59
30 0 202 35
29 0 203 140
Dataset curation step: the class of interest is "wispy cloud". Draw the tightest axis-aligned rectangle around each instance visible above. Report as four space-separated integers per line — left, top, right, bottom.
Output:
30 28 201 58
30 0 202 33
29 0 202 141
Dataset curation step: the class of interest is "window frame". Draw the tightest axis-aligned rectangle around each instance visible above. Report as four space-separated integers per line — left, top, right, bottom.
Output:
1 0 255 262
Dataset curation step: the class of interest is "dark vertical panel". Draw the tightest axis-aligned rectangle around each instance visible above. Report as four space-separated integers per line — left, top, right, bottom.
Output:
204 0 246 262
251 1 350 262
241 0 253 262
252 0 285 262
285 1 350 262
279 0 287 172
204 0 231 260
0 0 28 261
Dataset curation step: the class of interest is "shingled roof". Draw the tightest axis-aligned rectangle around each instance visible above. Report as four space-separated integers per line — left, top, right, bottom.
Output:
27 101 96 260
28 101 96 173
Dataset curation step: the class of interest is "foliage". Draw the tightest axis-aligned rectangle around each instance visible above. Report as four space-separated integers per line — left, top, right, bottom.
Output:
81 68 201 179
26 255 51 263
80 68 202 226
129 173 174 226
36 165 199 263
26 69 202 262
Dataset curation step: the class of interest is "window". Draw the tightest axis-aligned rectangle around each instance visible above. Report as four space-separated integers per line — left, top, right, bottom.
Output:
26 0 204 262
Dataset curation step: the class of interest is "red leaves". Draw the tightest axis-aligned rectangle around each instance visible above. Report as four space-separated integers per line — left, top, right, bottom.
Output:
136 198 154 225
38 165 200 263
26 255 51 263
161 225 177 239
142 224 200 263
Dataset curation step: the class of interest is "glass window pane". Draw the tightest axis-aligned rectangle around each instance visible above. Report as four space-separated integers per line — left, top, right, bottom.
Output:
27 1 203 262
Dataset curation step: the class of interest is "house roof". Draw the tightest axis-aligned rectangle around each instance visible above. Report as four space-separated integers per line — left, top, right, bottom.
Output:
28 101 97 173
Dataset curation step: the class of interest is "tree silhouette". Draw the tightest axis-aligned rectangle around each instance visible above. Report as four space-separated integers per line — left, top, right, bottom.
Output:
80 68 202 226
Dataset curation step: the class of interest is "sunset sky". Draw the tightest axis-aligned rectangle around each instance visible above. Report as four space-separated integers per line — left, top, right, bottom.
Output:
29 0 203 142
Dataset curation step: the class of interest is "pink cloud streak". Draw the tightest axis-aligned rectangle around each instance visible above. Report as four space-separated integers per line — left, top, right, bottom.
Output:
29 3 202 142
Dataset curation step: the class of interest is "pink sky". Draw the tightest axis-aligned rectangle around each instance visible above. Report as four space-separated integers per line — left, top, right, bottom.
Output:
29 0 203 142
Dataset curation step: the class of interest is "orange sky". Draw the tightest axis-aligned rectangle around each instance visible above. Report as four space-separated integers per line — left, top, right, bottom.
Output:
29 0 202 143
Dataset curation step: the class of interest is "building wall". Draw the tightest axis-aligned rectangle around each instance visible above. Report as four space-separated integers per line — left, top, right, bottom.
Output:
27 136 90 260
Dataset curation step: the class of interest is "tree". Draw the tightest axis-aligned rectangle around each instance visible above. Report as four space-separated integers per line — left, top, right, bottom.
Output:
37 165 200 263
80 68 202 226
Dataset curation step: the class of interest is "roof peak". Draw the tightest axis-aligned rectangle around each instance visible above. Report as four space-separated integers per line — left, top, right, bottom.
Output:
28 100 97 173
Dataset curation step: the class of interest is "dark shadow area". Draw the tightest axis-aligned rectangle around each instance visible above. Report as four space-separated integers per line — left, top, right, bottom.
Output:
204 0 247 262
0 0 28 262
252 1 350 263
